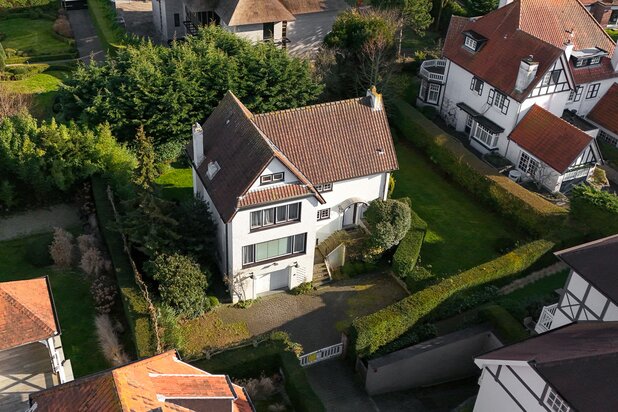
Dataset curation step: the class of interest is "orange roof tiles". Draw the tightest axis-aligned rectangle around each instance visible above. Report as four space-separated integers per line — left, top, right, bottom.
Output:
510 105 593 173
587 82 618 134
0 277 59 351
570 58 618 84
238 183 313 208
30 350 255 412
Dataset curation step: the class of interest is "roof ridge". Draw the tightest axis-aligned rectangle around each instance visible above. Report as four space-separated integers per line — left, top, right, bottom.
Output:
0 286 55 338
536 351 618 368
253 97 363 118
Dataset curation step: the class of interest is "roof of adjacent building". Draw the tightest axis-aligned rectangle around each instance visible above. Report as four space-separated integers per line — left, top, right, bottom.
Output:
0 277 59 351
211 0 347 25
443 0 617 99
30 350 254 412
188 91 397 222
587 82 618 135
555 234 618 302
509 105 593 173
477 322 618 411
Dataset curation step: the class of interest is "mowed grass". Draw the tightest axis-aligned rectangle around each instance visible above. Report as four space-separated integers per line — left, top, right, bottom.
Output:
1 17 73 57
155 161 194 202
0 233 109 377
1 69 70 120
392 142 525 276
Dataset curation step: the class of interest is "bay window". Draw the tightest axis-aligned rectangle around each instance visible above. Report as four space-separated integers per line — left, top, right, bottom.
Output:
472 124 498 147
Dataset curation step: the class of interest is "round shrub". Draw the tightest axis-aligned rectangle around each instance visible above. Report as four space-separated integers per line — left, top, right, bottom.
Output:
363 199 412 262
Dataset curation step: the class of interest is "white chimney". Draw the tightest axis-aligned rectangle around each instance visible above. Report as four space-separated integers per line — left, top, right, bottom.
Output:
515 56 539 93
498 0 514 8
564 43 574 60
366 86 383 111
612 47 618 72
192 122 204 166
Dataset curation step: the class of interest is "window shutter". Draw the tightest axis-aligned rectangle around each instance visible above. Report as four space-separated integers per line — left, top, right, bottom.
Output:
479 81 484 95
470 78 474 91
487 89 495 105
502 97 510 115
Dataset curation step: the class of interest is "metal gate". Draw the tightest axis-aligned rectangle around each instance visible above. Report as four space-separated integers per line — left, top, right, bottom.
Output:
299 342 344 367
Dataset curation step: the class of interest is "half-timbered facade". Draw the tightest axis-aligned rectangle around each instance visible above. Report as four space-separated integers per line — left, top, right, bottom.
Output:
587 82 618 148
535 234 618 334
474 321 618 412
417 0 618 192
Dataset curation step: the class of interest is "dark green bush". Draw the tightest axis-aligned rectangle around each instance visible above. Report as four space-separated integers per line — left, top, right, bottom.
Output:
392 198 427 278
363 198 412 262
571 184 618 237
208 295 220 308
5 63 48 79
341 261 379 277
478 304 528 344
289 282 313 295
0 42 6 71
351 239 553 357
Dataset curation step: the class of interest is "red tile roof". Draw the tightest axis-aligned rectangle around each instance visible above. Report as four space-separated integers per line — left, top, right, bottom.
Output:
238 183 313 208
30 350 254 412
570 56 618 83
0 277 59 351
587 82 618 134
510 105 593 173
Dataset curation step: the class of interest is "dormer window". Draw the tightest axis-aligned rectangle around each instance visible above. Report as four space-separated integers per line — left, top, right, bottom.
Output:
571 48 607 68
206 161 220 180
462 30 487 52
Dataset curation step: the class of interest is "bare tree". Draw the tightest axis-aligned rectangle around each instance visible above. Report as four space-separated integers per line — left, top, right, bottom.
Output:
0 85 31 118
224 271 253 302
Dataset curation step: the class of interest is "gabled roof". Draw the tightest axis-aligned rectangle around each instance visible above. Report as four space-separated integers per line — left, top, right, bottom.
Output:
555 234 618 303
30 350 254 412
280 0 348 14
0 277 59 351
216 0 295 26
188 91 396 222
443 0 617 99
477 322 618 411
587 82 618 135
510 105 593 173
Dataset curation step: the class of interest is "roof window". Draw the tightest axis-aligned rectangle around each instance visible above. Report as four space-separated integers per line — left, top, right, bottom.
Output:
462 30 487 52
207 161 220 180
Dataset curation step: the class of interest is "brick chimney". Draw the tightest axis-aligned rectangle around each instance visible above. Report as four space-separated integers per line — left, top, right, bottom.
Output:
515 56 539 93
192 122 204 166
366 86 383 111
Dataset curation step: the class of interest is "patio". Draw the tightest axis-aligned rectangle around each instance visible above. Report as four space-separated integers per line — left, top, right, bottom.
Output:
0 342 59 410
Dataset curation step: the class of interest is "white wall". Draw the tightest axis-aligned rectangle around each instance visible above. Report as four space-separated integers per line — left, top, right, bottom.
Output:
248 158 298 190
224 21 283 43
152 0 185 42
565 78 618 115
474 363 552 412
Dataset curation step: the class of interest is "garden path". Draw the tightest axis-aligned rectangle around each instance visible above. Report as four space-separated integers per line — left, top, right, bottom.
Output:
68 9 105 63
0 204 80 241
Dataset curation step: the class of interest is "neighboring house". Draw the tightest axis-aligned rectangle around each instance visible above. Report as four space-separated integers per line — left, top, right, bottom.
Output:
0 277 72 411
187 89 397 301
586 82 618 147
152 0 348 57
418 0 618 192
473 321 618 412
28 350 254 412
535 234 618 334
582 0 618 27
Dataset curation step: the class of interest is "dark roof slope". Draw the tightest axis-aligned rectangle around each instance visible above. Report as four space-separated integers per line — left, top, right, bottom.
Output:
510 105 593 173
477 322 618 412
253 97 398 185
587 82 618 135
555 234 618 302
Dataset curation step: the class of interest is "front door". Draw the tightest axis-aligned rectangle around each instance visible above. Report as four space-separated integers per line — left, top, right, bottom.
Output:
343 204 356 227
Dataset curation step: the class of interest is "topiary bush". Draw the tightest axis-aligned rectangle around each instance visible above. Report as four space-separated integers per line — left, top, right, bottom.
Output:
363 198 412 262
392 198 427 278
0 42 6 72
351 239 554 357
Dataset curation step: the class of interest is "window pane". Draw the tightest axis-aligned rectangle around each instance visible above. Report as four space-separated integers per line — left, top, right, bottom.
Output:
270 237 291 257
243 246 254 265
293 234 306 253
276 205 288 222
256 242 269 261
263 208 275 225
288 203 299 220
250 211 262 228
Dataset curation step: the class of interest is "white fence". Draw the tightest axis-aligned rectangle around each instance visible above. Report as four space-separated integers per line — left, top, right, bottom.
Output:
535 303 558 334
299 342 344 367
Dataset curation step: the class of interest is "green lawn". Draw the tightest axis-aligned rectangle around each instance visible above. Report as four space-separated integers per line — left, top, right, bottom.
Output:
0 233 109 377
600 140 618 168
155 161 194 202
1 17 73 57
1 69 70 120
392 142 525 275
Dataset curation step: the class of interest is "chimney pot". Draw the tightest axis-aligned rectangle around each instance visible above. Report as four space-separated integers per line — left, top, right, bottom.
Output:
366 86 383 111
192 122 204 166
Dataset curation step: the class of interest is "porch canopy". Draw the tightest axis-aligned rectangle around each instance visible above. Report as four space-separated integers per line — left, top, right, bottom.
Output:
338 197 367 213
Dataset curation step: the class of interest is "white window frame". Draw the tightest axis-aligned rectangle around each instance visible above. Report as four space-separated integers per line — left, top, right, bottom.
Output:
315 183 333 193
260 172 284 185
472 123 498 147
464 36 477 51
470 77 484 95
427 84 440 104
586 83 600 99
545 389 570 412
317 208 330 221
590 56 601 65
250 202 301 230
242 233 307 266
518 151 540 176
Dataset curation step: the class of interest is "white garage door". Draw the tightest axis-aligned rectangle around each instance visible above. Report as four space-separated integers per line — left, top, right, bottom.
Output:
254 268 289 296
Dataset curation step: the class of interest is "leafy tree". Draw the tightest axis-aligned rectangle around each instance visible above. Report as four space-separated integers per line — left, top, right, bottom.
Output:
147 253 210 318
174 195 217 266
133 125 157 190
369 0 432 35
59 26 323 162
465 0 497 16
363 198 412 261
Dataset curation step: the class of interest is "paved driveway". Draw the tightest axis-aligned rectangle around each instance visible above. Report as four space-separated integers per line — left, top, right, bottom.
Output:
67 9 105 62
218 272 408 352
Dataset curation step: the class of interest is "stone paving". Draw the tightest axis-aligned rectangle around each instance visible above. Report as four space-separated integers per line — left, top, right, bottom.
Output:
498 261 568 295
0 204 80 241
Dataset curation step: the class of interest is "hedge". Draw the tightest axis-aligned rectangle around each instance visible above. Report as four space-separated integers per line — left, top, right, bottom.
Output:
392 198 427 277
571 184 618 237
87 0 126 52
351 239 554 357
479 304 528 344
192 334 325 412
390 99 567 235
92 175 155 358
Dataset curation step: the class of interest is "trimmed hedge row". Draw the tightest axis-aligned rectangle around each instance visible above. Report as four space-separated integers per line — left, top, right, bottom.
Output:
479 304 528 344
87 0 127 52
351 239 553 357
392 198 428 277
92 176 155 358
390 99 566 235
192 334 325 412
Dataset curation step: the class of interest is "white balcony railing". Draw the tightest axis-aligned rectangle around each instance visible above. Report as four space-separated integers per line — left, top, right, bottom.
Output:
420 59 447 83
535 303 558 334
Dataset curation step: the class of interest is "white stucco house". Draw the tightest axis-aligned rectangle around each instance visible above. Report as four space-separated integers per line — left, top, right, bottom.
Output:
152 0 348 57
0 277 73 411
534 234 618 334
187 89 397 301
473 321 618 412
417 0 618 192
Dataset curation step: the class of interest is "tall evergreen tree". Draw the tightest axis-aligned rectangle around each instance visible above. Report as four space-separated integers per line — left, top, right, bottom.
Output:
133 125 157 190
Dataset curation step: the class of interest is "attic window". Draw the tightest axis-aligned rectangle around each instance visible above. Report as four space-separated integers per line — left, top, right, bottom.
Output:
571 48 607 68
206 161 220 180
464 37 477 51
462 30 486 52
260 172 284 185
